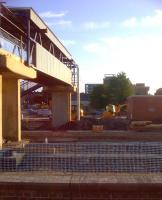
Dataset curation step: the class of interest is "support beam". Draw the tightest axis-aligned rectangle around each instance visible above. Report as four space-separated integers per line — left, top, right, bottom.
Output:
2 77 21 141
76 66 80 121
27 19 31 65
51 91 71 128
0 75 2 149
0 50 37 79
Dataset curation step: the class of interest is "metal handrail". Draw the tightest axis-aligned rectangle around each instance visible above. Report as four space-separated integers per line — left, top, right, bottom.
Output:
0 27 27 61
0 27 26 49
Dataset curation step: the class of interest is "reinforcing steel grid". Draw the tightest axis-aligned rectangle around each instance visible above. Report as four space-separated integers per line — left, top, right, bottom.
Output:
0 142 162 172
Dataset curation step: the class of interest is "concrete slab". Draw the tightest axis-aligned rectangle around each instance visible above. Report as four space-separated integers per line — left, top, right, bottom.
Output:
22 130 162 142
0 172 162 184
0 49 36 79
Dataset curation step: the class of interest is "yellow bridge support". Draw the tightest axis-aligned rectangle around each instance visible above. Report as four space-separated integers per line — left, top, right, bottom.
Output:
0 50 36 148
2 77 21 141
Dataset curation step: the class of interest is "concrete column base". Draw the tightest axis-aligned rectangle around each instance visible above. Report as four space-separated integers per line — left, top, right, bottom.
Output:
2 76 21 141
51 91 71 128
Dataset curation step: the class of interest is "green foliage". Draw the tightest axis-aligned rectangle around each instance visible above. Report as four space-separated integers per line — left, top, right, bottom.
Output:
90 85 107 109
105 72 134 104
155 88 162 95
90 72 134 109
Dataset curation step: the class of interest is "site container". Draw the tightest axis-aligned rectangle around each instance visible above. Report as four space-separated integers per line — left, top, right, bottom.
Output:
127 95 162 122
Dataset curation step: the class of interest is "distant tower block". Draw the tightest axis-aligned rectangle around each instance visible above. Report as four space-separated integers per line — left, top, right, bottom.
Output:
134 83 149 95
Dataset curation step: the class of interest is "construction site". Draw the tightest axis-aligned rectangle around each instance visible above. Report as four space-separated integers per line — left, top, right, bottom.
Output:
0 2 162 200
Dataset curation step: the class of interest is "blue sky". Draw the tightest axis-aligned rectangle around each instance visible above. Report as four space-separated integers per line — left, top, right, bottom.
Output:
6 0 162 94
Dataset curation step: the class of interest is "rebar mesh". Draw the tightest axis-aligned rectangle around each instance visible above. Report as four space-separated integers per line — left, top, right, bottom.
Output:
1 142 162 172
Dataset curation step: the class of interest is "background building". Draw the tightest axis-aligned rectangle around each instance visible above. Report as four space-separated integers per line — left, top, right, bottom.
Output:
134 83 150 95
85 74 115 95
72 92 90 112
103 74 115 85
85 84 102 94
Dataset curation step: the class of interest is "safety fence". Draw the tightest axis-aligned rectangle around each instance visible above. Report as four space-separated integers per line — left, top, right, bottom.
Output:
0 27 27 60
0 142 162 172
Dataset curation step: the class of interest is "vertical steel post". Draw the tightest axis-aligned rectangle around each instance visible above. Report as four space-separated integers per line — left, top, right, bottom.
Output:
76 65 80 121
27 19 30 65
73 67 75 86
20 35 23 61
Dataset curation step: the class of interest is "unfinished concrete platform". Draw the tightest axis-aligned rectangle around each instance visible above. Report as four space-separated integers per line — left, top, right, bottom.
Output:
22 130 162 142
1 131 162 199
0 172 162 199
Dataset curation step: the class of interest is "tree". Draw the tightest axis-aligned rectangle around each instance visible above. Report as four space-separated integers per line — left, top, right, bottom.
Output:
90 72 134 109
105 72 134 104
155 88 162 95
90 85 107 109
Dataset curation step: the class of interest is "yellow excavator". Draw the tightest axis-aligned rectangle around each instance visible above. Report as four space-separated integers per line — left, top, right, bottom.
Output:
101 104 127 119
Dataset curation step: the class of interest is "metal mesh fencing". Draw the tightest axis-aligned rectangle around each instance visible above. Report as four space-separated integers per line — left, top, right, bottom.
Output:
0 142 162 172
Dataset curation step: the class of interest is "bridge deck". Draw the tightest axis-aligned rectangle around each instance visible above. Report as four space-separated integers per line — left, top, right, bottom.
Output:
1 4 77 87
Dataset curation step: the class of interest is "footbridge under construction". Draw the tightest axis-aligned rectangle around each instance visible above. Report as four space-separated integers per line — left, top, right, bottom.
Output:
1 4 162 200
0 4 79 147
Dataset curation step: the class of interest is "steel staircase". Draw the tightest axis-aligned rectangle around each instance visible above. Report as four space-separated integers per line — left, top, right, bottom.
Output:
21 80 42 97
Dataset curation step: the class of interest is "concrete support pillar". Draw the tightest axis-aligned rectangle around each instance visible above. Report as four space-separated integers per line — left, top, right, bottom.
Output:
51 91 71 128
0 75 2 149
2 77 21 141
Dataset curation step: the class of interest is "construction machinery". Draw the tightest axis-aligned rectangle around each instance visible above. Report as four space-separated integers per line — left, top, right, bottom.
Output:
101 104 127 119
